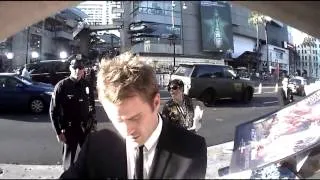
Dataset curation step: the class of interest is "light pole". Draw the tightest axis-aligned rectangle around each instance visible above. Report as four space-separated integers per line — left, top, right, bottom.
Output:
171 0 176 69
25 26 30 64
264 16 272 73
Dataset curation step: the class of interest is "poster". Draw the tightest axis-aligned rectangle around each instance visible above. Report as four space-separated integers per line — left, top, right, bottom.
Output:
200 1 234 52
229 89 320 173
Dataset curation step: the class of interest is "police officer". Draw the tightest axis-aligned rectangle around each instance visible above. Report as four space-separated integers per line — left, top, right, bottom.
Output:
49 55 96 170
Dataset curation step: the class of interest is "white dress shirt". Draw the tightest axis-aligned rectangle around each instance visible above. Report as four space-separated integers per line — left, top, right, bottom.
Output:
126 114 163 179
21 67 31 79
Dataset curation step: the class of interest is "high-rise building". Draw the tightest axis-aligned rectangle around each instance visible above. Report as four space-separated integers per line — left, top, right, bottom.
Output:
77 1 107 26
120 1 289 74
296 38 320 78
77 1 122 37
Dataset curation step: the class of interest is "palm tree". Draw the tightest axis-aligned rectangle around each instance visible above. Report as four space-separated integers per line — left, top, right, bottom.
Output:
301 36 316 77
248 11 267 73
248 11 265 52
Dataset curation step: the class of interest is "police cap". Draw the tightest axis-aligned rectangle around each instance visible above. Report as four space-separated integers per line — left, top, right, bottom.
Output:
70 58 84 70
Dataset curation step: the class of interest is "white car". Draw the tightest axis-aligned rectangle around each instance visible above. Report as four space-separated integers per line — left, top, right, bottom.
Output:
288 76 307 96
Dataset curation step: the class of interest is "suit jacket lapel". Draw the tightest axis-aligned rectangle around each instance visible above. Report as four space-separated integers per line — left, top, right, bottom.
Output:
149 119 171 179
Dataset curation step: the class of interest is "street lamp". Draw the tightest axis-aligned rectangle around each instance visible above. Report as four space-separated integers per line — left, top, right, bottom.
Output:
31 51 39 59
264 16 272 73
59 51 68 59
171 0 176 69
6 52 14 60
182 2 187 10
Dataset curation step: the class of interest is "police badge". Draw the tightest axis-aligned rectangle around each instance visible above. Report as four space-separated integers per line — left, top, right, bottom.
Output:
85 87 90 94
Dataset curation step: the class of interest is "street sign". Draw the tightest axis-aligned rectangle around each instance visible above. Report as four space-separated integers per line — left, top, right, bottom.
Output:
112 8 124 14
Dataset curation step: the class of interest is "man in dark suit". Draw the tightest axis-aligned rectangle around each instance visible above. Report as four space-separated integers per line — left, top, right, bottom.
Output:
60 52 207 179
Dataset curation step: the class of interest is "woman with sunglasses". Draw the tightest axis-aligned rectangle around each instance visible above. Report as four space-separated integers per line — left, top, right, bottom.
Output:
161 79 199 133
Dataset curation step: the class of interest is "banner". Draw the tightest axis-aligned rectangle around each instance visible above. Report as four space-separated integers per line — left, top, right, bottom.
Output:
230 89 320 173
200 1 234 52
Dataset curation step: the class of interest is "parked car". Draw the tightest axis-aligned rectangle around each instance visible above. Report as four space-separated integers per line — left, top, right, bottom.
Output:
18 59 71 86
171 63 255 106
288 76 307 96
0 73 54 113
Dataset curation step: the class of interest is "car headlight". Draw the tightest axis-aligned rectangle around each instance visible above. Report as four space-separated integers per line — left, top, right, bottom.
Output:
44 91 53 96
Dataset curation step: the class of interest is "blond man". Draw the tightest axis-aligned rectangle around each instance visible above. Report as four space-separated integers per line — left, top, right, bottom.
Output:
60 52 207 179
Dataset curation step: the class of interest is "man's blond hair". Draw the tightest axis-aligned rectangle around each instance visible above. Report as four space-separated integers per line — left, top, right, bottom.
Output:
97 52 159 107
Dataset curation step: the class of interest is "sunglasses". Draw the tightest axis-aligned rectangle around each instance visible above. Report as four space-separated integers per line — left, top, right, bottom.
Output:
168 85 179 91
71 65 84 70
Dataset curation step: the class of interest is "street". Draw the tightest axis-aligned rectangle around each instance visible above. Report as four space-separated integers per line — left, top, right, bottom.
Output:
0 86 303 165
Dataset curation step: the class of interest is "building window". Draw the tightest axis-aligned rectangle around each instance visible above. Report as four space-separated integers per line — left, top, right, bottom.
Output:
275 51 283 59
302 56 304 60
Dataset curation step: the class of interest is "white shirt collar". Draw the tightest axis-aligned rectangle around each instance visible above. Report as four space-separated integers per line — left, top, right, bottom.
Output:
143 114 163 151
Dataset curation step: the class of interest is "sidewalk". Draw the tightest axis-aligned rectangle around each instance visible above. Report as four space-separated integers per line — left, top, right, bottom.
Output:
0 142 234 179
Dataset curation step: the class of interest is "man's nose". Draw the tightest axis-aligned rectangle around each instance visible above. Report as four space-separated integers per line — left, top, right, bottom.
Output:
126 121 136 135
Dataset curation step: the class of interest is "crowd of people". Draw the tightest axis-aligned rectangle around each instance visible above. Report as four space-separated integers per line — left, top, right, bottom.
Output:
47 52 206 179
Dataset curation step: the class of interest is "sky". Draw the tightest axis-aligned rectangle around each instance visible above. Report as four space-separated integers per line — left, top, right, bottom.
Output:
288 26 309 45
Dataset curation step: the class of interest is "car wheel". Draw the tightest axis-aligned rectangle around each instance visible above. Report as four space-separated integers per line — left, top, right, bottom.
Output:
242 88 253 104
29 98 45 114
200 89 216 107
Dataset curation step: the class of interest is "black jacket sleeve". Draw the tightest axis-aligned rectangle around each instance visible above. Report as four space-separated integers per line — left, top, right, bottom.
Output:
49 81 63 135
185 136 207 179
88 81 96 116
60 133 90 179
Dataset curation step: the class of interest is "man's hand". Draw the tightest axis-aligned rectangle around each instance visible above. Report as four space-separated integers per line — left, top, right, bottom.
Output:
91 121 98 132
57 132 66 143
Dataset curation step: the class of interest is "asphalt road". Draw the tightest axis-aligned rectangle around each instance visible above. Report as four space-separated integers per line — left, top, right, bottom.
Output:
0 86 304 165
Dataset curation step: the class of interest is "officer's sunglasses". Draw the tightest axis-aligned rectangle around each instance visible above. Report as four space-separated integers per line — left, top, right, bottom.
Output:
168 85 179 91
71 65 84 70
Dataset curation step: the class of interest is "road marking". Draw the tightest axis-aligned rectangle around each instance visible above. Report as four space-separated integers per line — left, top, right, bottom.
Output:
216 118 224 122
263 101 278 104
95 98 171 103
264 92 277 94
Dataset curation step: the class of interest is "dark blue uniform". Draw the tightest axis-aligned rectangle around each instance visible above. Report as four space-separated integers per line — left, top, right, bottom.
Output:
50 76 95 170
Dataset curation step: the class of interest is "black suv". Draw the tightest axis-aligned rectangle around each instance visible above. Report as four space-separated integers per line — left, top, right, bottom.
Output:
171 63 255 106
19 60 70 85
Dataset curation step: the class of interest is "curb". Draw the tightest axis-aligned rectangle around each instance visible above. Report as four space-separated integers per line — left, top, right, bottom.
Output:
0 164 63 179
0 141 234 179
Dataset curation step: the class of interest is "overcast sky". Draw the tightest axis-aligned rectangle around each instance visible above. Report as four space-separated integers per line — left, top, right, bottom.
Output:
288 26 309 45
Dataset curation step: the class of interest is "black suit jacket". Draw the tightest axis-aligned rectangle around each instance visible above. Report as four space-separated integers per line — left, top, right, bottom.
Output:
60 118 207 179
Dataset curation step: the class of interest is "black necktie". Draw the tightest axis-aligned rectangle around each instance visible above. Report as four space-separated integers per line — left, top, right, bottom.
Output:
135 145 144 179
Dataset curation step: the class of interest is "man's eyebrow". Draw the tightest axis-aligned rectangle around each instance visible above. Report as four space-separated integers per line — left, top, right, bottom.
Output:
127 113 142 120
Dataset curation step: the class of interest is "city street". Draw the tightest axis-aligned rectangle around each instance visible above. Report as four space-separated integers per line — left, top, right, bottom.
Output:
0 87 303 165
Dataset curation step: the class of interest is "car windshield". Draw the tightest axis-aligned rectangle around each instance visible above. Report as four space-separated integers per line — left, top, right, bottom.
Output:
173 65 194 77
1 1 320 179
289 78 302 85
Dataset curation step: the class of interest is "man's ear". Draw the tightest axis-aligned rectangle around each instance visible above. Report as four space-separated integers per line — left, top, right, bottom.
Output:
153 93 161 112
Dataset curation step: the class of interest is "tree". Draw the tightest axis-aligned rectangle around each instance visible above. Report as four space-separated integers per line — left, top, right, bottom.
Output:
301 36 316 77
248 11 265 52
248 11 269 73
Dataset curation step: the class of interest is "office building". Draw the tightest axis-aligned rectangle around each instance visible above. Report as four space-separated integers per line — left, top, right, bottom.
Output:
121 1 290 73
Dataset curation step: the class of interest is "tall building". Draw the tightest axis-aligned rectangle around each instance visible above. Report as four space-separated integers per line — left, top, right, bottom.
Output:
9 8 87 67
77 1 122 37
77 1 107 26
121 1 290 73
296 38 320 78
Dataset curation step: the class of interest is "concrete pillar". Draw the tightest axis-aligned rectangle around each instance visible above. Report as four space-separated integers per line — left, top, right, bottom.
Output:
78 28 90 57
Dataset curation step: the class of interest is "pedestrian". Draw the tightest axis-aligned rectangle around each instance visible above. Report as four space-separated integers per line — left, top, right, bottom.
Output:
161 79 203 133
60 52 207 179
21 64 34 80
49 57 96 171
